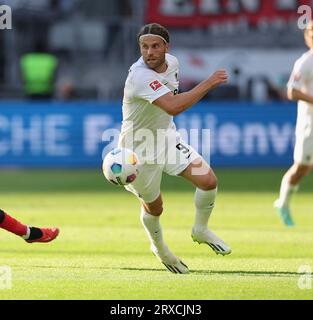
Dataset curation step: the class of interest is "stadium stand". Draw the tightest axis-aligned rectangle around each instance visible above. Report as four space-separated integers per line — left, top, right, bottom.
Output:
0 0 309 101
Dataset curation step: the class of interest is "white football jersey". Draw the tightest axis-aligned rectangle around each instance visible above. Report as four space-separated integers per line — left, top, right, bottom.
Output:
287 50 313 118
119 53 180 159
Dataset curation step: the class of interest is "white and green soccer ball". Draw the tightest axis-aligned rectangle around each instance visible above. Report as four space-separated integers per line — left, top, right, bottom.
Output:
102 148 139 186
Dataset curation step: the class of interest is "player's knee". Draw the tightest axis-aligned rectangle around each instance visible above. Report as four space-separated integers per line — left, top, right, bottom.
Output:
294 164 312 178
154 205 163 216
143 200 163 216
146 205 163 216
197 174 218 191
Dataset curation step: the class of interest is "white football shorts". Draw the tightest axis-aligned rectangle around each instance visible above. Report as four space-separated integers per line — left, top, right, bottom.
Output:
124 132 201 203
294 116 313 165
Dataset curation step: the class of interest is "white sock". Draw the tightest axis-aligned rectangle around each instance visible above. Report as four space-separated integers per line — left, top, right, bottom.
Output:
140 206 166 251
278 177 298 208
193 187 217 232
21 226 30 240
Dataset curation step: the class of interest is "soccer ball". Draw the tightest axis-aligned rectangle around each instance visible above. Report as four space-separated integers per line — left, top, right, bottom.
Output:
102 148 139 186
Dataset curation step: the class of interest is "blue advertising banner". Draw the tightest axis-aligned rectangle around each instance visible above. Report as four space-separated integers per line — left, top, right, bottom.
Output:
0 101 297 168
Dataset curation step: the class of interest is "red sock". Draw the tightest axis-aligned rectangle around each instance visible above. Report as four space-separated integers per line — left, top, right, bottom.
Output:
0 209 28 237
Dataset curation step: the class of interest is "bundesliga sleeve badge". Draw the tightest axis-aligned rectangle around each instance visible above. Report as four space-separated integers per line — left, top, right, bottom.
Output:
149 80 162 91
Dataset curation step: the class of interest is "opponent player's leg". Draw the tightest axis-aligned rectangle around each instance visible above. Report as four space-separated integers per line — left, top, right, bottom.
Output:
179 157 231 255
0 209 59 243
274 163 312 226
141 195 189 274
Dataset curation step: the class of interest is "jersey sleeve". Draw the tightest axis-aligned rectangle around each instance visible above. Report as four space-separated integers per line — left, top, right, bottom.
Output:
132 68 171 103
287 58 309 90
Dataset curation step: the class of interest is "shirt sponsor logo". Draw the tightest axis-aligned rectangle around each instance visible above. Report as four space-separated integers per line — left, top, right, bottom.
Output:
149 80 162 91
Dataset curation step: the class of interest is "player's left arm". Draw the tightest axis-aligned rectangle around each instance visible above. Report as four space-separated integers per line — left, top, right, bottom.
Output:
153 70 228 116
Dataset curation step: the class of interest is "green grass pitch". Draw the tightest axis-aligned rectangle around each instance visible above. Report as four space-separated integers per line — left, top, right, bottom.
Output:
0 169 312 300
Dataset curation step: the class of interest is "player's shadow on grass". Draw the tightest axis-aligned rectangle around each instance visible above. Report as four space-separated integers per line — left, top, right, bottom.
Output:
191 270 302 278
8 264 305 277
120 267 302 277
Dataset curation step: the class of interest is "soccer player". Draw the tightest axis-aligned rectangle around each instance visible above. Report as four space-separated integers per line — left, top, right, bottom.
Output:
0 208 59 243
118 23 231 274
274 20 313 226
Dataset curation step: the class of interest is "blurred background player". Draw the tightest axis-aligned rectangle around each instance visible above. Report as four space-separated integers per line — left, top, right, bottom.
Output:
118 23 231 274
0 209 59 243
274 20 313 226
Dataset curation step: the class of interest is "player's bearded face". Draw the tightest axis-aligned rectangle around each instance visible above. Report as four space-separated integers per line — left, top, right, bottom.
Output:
140 36 168 72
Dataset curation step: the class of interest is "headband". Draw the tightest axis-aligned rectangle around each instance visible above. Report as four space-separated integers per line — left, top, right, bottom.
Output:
139 34 168 44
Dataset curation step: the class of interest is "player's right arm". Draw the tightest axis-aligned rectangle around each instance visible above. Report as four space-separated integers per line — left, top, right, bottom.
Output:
153 70 228 116
287 56 313 104
287 87 313 104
